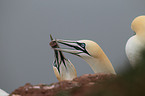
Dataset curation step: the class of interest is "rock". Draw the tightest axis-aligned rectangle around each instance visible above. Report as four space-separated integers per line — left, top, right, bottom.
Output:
10 73 116 96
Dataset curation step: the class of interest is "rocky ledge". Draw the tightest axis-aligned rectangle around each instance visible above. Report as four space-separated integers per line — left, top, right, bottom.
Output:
10 74 116 96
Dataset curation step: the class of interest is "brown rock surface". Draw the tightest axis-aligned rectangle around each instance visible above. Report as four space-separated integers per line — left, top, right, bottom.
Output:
10 74 116 96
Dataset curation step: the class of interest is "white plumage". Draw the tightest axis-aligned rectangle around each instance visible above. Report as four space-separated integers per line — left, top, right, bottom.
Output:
126 15 145 67
0 89 9 96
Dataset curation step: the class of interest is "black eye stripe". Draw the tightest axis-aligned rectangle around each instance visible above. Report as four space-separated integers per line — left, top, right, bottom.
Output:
58 42 90 56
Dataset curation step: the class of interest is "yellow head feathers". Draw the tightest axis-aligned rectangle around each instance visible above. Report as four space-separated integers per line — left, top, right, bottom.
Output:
131 15 145 36
78 40 103 58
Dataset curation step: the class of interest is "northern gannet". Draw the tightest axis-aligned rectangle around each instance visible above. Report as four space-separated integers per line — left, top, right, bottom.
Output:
0 89 9 96
49 35 77 81
125 15 145 67
51 39 116 74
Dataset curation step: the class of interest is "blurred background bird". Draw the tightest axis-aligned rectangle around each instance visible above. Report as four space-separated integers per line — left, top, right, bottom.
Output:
126 15 145 67
0 89 9 96
49 35 77 81
51 39 116 74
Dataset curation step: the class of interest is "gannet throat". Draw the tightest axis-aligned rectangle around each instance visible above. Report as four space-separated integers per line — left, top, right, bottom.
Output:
52 39 116 74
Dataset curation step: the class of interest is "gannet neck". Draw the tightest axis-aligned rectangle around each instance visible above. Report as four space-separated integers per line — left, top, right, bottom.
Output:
136 33 145 42
81 52 116 74
81 40 116 74
53 59 77 81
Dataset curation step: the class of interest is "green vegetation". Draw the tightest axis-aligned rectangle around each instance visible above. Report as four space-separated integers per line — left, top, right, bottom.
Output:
55 90 70 96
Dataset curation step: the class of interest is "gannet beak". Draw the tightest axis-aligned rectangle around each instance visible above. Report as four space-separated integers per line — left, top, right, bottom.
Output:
50 35 67 73
52 39 90 57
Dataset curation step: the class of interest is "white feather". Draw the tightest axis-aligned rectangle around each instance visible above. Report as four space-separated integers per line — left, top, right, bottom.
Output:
0 89 9 96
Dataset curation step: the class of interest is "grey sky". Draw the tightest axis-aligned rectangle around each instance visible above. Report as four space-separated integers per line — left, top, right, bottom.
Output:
0 0 145 93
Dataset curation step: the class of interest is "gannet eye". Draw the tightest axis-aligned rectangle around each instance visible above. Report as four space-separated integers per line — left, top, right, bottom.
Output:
77 42 86 48
80 43 85 48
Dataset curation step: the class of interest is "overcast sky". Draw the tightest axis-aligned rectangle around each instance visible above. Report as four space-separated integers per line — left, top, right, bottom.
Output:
0 0 145 93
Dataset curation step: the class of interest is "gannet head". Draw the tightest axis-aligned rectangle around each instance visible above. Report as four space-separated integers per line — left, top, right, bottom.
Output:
52 39 116 74
131 15 145 36
53 39 103 58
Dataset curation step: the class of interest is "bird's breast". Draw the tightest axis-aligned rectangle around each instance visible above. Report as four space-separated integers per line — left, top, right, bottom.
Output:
125 35 144 67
